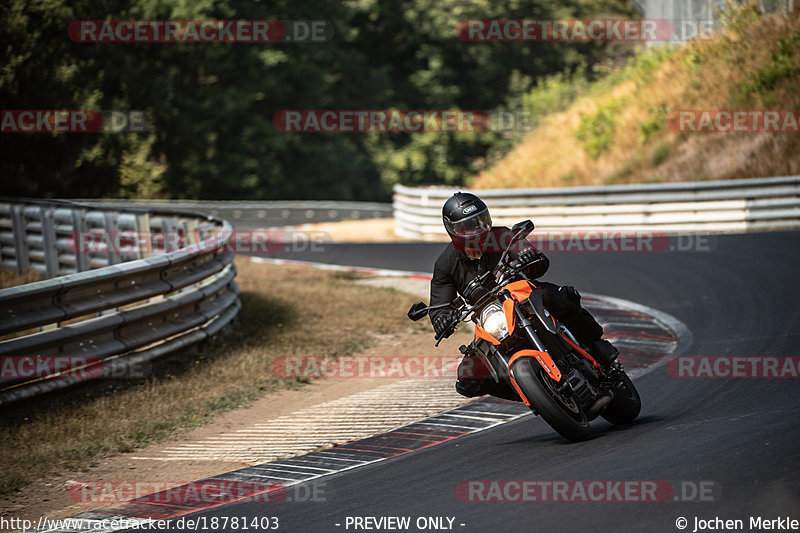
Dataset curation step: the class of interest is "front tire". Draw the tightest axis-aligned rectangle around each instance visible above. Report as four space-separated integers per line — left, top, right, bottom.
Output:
511 359 590 442
602 373 641 425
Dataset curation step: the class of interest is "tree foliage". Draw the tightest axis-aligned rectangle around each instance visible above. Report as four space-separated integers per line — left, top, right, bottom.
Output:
1 0 635 200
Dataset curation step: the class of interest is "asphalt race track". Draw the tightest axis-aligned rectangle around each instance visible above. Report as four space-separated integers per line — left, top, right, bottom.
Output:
137 231 799 533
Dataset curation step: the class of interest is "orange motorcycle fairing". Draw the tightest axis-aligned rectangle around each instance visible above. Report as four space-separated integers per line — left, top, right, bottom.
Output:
507 349 562 406
502 298 516 335
474 323 501 346
503 279 535 303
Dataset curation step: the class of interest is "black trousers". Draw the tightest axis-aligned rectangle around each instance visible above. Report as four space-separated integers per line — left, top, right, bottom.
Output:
456 282 603 400
537 281 603 345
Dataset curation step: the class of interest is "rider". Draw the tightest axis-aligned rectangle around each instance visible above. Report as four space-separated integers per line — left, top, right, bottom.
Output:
429 192 620 401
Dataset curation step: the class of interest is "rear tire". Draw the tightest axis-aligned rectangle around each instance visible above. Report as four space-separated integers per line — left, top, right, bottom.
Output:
602 373 641 425
511 359 590 442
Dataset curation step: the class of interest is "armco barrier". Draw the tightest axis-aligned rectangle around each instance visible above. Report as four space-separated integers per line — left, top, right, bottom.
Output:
0 199 240 409
393 176 800 239
77 199 393 229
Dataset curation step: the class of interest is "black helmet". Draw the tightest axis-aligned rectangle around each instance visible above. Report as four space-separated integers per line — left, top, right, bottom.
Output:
442 192 492 246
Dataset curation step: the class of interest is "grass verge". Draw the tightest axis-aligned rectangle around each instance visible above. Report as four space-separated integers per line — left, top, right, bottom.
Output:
0 259 411 496
0 268 41 290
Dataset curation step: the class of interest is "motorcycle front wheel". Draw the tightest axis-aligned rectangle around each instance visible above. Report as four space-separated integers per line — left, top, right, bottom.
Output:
511 358 590 442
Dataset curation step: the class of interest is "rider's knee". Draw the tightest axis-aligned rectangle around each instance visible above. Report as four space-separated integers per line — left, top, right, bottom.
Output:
543 283 582 318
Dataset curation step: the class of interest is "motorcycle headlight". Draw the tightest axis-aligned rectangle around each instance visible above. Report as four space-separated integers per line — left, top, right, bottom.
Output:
480 302 509 341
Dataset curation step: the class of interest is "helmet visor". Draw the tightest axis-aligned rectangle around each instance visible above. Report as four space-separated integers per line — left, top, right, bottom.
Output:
444 209 492 240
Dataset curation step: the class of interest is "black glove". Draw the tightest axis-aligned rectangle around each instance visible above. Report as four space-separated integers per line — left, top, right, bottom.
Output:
511 248 544 269
433 311 458 339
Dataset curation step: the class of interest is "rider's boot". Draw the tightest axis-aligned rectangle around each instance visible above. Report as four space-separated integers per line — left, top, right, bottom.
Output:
586 341 619 418
587 338 619 368
455 378 485 398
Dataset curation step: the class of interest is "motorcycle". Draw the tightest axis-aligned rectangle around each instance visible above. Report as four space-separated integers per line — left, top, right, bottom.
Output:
407 220 641 442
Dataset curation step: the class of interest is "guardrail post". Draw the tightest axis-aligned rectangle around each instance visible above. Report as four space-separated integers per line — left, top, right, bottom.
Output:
10 205 29 275
103 211 121 265
184 217 200 246
40 206 59 278
135 212 151 259
162 216 179 252
71 208 90 272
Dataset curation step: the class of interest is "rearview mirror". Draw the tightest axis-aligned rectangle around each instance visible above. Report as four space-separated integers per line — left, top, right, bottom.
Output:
407 301 429 321
510 220 534 240
496 220 536 269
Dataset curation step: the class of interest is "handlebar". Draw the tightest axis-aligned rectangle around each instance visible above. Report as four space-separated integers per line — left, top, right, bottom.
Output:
435 254 543 344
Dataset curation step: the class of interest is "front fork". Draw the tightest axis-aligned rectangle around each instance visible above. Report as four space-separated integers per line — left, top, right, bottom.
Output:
497 289 549 353
462 291 551 384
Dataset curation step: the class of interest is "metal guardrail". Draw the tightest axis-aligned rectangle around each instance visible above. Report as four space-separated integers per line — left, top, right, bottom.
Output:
634 0 794 47
0 199 240 408
77 199 393 229
393 176 800 239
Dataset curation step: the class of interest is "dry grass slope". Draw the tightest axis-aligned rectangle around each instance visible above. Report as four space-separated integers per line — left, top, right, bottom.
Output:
472 7 800 190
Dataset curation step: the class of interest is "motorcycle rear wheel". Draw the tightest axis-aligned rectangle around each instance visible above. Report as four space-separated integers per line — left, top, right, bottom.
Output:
512 359 590 442
601 373 641 425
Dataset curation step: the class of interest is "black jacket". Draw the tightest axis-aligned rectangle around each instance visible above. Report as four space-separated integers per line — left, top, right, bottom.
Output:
429 227 549 325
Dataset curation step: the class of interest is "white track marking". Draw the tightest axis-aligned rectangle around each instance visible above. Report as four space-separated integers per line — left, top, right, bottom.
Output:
587 292 693 378
130 380 467 463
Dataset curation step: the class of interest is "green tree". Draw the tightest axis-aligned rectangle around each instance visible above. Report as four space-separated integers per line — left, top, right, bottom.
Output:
1 0 636 201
